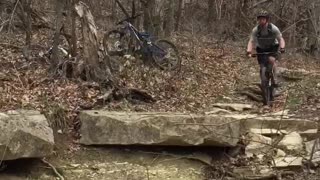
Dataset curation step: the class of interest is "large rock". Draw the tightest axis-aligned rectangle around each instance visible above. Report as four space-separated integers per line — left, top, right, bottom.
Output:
79 111 240 147
305 139 320 165
0 110 54 160
245 132 272 157
278 132 303 154
273 157 303 167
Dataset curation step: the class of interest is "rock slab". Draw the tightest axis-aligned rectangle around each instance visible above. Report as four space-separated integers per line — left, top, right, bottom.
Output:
0 110 54 160
79 111 240 147
239 115 317 132
212 103 253 112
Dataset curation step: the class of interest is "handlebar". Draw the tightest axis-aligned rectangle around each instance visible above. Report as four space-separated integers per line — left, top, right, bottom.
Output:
116 13 142 25
251 51 281 57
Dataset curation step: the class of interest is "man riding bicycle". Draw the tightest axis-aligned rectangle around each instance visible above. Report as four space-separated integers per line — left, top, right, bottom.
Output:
246 10 286 89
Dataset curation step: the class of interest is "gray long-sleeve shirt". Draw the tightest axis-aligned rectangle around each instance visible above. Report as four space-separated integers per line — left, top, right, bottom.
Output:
250 23 282 49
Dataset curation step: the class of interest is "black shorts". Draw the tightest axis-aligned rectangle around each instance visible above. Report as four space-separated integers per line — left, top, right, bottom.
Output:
256 45 279 65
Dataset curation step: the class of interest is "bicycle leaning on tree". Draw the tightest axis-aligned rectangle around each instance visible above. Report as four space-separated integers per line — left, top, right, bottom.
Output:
103 14 181 71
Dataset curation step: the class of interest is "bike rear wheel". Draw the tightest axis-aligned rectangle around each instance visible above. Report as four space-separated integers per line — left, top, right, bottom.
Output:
151 39 181 71
263 85 274 106
103 30 131 56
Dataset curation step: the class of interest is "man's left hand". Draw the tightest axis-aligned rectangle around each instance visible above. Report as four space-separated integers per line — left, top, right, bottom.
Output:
246 51 252 57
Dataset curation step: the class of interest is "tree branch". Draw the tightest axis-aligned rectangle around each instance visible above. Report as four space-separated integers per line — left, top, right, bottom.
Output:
115 0 130 18
41 158 65 180
250 0 272 8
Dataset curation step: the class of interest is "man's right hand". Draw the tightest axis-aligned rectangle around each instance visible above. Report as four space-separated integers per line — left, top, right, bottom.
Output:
246 51 252 57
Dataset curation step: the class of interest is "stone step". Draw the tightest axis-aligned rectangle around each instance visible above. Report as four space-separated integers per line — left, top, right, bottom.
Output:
79 111 241 147
79 111 317 147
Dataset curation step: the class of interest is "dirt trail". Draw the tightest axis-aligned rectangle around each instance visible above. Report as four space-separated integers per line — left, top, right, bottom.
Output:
2 144 225 180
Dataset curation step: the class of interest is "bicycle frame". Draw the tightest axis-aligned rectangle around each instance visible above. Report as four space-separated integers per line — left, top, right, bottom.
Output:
122 22 147 45
121 21 167 57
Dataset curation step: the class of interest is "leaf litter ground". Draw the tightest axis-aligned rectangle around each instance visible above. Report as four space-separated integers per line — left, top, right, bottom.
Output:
1 30 320 179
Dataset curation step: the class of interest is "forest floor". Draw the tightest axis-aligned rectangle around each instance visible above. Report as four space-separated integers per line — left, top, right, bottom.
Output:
1 29 320 179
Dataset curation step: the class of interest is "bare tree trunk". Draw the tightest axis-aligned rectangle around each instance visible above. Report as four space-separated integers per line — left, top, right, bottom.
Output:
51 0 64 68
136 0 142 30
111 0 117 22
207 0 214 29
70 0 78 57
142 0 155 33
307 1 320 56
71 11 77 57
128 0 137 26
78 3 98 70
235 0 249 30
164 0 174 37
75 2 111 81
175 0 183 32
131 0 136 18
288 0 298 47
81 17 99 69
24 0 32 46
17 0 32 47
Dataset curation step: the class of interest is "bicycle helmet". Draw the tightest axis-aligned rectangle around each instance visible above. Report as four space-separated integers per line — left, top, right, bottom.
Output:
257 10 270 20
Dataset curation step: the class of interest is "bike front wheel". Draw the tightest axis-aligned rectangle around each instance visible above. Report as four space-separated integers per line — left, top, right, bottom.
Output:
262 81 275 106
151 39 181 71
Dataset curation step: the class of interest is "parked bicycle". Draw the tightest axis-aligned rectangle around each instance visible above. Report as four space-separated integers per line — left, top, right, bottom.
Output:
251 51 281 106
103 14 181 71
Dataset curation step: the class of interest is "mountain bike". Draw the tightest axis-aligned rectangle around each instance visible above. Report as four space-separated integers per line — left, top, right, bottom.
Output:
103 14 181 71
252 52 280 106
